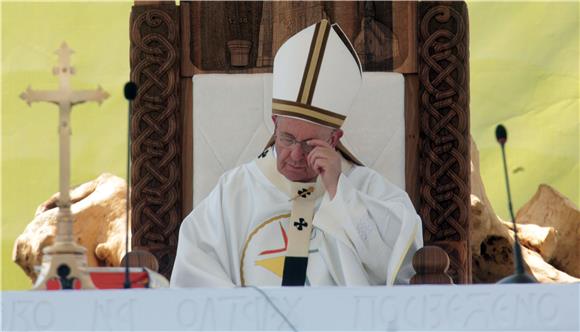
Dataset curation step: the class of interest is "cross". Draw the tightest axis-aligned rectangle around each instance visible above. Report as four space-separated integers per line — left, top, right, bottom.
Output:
294 218 308 231
20 42 108 290
297 188 312 198
21 42 109 107
20 42 108 243
289 186 314 201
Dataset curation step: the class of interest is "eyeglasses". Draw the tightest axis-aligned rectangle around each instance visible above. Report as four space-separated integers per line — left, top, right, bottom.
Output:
276 133 330 155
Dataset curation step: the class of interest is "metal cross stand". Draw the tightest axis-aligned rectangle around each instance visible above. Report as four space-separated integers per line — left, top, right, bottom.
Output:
20 42 109 290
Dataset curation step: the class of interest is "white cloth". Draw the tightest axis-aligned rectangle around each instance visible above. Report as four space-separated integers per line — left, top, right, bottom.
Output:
171 147 423 287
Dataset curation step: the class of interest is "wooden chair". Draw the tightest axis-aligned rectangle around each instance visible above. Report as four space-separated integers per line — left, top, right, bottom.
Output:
128 1 471 284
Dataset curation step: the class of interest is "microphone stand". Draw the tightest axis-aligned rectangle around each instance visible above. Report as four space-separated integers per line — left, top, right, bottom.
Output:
123 82 137 289
496 124 537 284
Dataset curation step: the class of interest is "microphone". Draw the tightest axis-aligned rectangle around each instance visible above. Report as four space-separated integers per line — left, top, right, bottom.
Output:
124 82 138 101
495 124 537 284
123 82 137 289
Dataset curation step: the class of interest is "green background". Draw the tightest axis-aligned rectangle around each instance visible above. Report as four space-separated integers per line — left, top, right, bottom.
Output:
1 1 132 290
1 1 578 289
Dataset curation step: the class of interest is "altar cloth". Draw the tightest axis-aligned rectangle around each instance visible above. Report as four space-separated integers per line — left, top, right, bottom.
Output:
1 284 578 331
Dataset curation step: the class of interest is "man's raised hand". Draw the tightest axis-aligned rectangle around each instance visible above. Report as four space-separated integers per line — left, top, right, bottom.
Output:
306 139 341 199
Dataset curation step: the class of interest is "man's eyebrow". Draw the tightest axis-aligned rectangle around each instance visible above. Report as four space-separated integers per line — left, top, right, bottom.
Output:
278 132 295 139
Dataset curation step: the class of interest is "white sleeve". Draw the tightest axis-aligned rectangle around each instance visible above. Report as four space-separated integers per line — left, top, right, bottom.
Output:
313 169 423 286
170 179 236 288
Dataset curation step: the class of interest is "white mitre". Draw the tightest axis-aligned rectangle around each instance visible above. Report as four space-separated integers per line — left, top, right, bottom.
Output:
267 19 364 165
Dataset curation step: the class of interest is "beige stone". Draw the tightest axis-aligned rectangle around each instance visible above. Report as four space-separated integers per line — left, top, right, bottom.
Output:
13 173 128 282
469 136 513 255
502 221 557 262
469 136 579 283
522 246 579 283
516 184 580 278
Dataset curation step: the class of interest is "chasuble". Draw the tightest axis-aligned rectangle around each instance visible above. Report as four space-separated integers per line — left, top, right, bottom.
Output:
171 147 422 287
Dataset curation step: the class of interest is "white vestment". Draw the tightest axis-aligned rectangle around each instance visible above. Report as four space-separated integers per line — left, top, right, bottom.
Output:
171 147 423 287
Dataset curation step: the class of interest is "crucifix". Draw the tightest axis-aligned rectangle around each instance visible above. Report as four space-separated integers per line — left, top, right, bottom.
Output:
20 42 109 290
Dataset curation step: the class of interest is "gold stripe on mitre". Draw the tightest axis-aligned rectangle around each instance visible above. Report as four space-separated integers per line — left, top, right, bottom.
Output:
297 19 331 105
272 99 345 129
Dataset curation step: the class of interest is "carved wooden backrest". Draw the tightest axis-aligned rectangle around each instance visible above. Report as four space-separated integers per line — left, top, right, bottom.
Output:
129 1 471 283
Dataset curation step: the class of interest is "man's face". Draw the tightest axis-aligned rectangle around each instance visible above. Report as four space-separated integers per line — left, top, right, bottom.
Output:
274 116 337 182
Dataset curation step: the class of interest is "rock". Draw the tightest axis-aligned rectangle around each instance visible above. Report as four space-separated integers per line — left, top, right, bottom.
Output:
469 136 579 283
472 233 515 283
502 221 557 262
13 173 128 283
522 246 579 283
516 185 580 278
470 136 516 282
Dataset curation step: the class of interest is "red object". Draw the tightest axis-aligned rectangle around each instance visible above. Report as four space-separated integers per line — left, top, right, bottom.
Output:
43 268 153 290
45 277 82 290
90 270 150 289
259 222 288 256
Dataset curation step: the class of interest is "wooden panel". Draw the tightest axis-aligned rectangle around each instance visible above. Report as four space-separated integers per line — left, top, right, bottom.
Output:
190 1 263 72
180 1 194 218
271 1 327 58
271 1 407 72
185 1 417 74
417 1 471 284
322 2 361 42
191 1 202 74
352 1 395 71
256 2 273 67
129 3 181 279
392 1 417 73
181 78 193 219
404 74 420 210
180 1 195 77
134 1 165 5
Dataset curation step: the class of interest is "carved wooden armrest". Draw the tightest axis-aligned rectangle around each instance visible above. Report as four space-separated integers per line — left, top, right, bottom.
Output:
410 246 453 284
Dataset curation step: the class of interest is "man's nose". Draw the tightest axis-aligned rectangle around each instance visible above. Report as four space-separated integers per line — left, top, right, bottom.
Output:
289 144 306 160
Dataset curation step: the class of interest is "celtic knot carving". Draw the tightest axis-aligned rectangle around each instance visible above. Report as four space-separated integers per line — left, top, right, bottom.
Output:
130 6 181 278
418 3 470 283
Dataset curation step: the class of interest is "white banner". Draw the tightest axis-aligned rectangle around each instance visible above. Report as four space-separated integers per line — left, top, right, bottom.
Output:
1 284 578 331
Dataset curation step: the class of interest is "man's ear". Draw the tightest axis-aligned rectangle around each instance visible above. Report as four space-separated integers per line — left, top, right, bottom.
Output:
271 115 277 124
332 129 344 146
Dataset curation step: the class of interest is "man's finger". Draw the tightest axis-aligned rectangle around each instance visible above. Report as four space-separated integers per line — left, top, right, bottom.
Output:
309 153 326 170
307 148 330 169
307 146 334 164
312 158 327 174
307 151 321 171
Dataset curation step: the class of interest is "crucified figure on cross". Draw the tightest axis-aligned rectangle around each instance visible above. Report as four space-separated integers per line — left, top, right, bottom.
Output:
20 42 109 290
